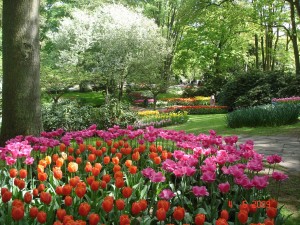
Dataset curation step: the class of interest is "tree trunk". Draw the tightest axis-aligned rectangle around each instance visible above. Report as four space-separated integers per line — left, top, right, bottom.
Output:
255 34 259 69
271 27 279 71
261 36 265 71
1 0 42 145
289 1 300 76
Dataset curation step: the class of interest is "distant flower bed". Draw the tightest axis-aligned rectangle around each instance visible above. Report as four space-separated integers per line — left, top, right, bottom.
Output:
137 110 159 117
133 99 154 105
134 111 188 129
0 125 288 224
162 96 210 106
168 105 228 114
272 96 300 104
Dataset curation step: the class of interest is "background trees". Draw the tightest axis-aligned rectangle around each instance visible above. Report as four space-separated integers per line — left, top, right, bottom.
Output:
47 4 169 101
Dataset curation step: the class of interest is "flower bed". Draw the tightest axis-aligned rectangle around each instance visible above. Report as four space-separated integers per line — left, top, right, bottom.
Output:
162 96 210 106
168 105 228 114
135 111 188 129
272 97 300 104
0 125 288 224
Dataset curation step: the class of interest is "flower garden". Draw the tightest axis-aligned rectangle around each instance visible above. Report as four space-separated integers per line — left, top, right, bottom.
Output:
0 125 288 225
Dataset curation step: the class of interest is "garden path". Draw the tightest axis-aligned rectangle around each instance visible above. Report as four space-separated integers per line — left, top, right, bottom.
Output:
238 135 300 173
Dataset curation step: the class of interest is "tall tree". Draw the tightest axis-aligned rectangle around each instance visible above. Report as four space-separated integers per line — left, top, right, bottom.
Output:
1 0 42 145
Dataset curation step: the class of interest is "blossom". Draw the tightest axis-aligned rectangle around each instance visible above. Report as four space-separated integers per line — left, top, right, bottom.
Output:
159 189 175 200
201 171 216 183
252 175 269 190
271 171 288 181
150 171 166 183
192 186 209 197
218 182 230 194
173 206 185 221
141 167 155 178
266 154 282 164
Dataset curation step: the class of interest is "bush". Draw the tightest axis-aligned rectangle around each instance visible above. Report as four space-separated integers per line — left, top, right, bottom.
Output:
42 100 96 131
226 104 300 128
218 70 294 109
92 98 138 129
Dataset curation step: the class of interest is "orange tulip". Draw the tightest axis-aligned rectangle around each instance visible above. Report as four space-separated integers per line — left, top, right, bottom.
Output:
89 213 100 225
173 206 185 221
266 207 277 218
122 187 133 198
129 165 138 174
116 199 125 210
64 195 72 206
29 206 38 218
67 162 78 173
78 202 91 217
40 192 52 205
53 167 63 180
115 178 125 188
19 169 27 179
38 172 48 182
37 211 47 224
103 156 110 165
102 198 114 213
195 213 205 225
56 208 66 221
102 174 111 183
24 192 32 204
131 202 142 215
156 208 166 221
238 210 248 224
220 210 229 220
9 168 18 178
157 200 170 211
120 214 130 225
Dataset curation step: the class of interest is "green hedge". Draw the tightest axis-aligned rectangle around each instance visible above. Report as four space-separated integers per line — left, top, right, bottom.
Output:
226 104 300 128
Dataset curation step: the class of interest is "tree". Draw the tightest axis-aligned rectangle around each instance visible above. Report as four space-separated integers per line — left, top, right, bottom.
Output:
1 0 42 145
48 4 169 101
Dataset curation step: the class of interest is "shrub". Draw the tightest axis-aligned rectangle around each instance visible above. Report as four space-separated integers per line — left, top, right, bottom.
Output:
218 70 294 109
92 98 138 129
42 100 96 131
226 104 299 128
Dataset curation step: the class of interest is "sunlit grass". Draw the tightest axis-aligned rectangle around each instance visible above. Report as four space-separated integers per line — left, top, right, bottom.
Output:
62 91 105 107
165 114 300 136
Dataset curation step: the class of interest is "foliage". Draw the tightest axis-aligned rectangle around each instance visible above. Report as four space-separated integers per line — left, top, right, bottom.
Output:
42 100 96 131
48 4 169 100
226 104 300 128
218 71 295 109
168 105 228 115
93 98 138 129
0 126 289 224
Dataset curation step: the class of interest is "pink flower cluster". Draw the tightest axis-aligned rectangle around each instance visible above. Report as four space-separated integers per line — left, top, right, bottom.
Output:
272 96 300 103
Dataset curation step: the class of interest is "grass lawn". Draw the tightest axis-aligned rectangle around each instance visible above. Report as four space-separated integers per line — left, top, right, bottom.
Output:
165 114 300 136
61 91 105 107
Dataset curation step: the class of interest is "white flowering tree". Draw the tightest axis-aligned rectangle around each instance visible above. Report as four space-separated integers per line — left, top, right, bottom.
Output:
48 4 169 101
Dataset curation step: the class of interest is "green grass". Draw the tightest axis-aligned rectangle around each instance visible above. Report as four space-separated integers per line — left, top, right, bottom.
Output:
165 114 300 136
62 91 105 107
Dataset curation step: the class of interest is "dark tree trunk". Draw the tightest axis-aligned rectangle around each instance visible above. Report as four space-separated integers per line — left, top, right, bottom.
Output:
1 0 42 145
255 34 259 69
261 36 265 71
289 1 300 76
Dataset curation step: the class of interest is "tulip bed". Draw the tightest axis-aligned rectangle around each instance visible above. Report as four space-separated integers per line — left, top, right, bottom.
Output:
0 125 288 225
